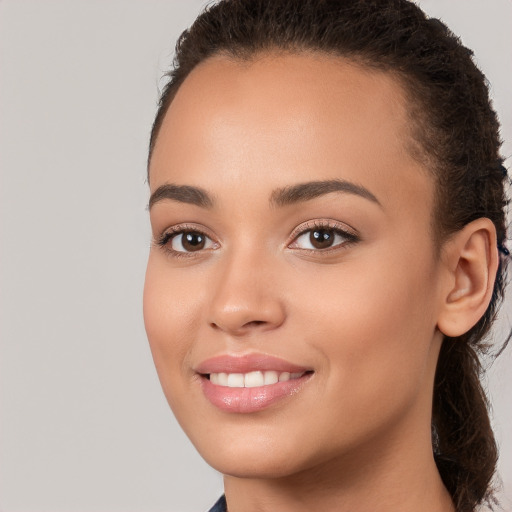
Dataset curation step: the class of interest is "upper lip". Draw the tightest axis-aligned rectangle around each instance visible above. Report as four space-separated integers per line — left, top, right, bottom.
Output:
195 353 312 374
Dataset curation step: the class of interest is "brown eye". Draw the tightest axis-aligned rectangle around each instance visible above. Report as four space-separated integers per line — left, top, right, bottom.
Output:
310 229 336 249
170 231 211 252
291 223 358 252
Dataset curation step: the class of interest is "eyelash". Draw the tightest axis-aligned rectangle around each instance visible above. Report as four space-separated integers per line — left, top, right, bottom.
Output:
156 220 360 259
156 223 217 259
289 220 360 254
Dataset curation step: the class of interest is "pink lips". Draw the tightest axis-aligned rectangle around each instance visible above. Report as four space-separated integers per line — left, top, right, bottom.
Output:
196 353 313 413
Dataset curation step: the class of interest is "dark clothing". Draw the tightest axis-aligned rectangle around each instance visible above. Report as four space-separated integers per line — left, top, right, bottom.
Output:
208 495 227 512
206 493 492 511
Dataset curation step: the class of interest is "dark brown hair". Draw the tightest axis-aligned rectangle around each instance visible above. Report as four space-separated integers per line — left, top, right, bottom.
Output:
148 1 510 510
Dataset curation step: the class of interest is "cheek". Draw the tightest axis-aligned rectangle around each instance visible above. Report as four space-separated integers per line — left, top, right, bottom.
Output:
298 248 438 419
142 255 204 399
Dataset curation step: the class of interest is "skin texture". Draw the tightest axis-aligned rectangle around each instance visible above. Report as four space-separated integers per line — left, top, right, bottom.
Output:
144 53 497 512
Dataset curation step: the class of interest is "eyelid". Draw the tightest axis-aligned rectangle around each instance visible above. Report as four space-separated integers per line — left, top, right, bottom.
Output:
288 219 360 251
154 219 359 259
155 223 219 257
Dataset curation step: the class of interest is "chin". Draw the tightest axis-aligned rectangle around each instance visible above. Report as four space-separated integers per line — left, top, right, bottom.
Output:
188 427 315 479
204 451 306 480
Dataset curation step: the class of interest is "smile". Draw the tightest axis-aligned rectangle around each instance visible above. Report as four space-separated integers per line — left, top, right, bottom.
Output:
208 371 306 388
196 353 314 413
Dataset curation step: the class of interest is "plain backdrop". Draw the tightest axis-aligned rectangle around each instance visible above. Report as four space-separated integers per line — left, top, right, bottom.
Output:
0 1 511 511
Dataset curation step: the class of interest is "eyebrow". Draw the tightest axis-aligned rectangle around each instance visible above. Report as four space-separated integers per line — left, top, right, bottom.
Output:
269 179 381 208
148 179 381 210
148 184 214 210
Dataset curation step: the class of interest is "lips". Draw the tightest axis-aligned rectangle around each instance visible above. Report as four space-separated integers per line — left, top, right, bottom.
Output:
196 353 313 413
196 353 310 374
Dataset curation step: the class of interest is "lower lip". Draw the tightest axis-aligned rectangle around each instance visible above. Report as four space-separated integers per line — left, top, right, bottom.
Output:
200 374 312 413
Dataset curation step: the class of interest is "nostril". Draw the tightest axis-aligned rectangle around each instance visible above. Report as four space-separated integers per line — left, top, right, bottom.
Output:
208 319 268 333
245 320 265 327
208 300 286 334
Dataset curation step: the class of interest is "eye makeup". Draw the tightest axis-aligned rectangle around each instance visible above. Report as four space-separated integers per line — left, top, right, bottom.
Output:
288 219 360 255
154 218 360 260
155 223 219 259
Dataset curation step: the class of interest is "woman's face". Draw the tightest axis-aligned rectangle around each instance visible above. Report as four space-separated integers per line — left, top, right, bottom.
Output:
144 53 446 478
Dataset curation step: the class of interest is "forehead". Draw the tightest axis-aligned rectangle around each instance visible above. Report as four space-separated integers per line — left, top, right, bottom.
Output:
150 52 433 222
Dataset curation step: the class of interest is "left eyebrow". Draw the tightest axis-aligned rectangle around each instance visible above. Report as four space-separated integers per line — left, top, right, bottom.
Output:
269 179 382 208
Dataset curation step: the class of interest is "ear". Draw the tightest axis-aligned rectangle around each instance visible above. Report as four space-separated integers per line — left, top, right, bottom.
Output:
437 218 499 338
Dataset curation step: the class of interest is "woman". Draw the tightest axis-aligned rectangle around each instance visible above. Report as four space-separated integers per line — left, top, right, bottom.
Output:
143 1 510 511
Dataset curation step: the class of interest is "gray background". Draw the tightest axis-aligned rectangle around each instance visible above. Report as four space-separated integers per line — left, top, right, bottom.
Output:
0 1 510 511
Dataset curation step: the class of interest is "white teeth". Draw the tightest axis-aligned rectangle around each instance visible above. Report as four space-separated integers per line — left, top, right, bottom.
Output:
278 372 291 382
218 372 228 386
208 370 306 387
244 371 264 388
264 371 279 385
227 373 244 388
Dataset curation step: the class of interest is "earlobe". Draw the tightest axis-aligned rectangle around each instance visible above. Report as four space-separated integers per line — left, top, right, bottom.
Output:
437 218 498 338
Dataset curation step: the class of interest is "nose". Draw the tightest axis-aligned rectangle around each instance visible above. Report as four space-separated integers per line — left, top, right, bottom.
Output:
207 250 286 337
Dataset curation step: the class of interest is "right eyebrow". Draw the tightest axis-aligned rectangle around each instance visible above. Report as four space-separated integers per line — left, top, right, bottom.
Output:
148 184 214 210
